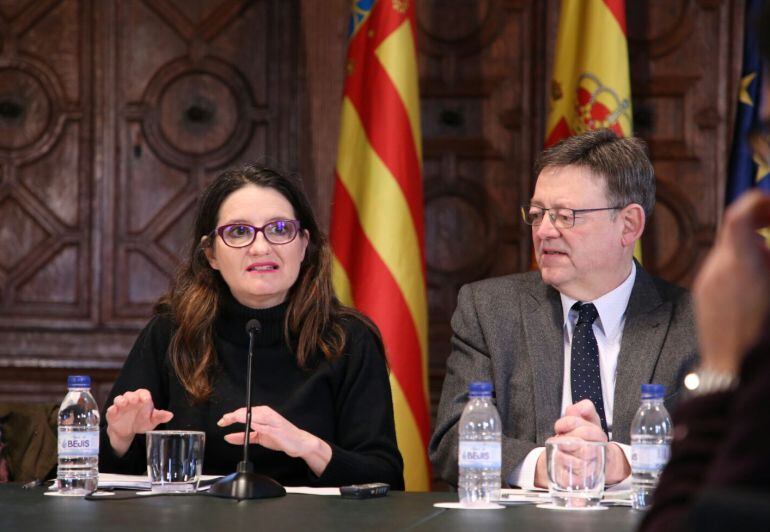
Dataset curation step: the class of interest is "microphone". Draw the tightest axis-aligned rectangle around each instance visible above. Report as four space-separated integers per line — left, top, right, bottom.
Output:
241 320 261 467
208 318 285 500
246 319 261 335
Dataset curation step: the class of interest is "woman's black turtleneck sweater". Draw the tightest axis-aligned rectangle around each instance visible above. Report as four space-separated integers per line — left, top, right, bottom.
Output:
99 292 404 489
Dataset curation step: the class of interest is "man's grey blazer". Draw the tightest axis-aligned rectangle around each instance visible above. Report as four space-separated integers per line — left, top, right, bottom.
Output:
428 265 698 487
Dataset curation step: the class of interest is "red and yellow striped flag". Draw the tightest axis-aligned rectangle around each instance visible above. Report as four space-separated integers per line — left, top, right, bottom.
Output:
545 0 640 260
330 0 430 491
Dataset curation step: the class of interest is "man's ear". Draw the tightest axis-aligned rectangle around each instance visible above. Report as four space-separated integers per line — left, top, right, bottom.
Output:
620 204 645 248
201 236 219 270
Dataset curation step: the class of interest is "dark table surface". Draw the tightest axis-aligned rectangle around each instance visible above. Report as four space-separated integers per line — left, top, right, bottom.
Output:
0 484 642 531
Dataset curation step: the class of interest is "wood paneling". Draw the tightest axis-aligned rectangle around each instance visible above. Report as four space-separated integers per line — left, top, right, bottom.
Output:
0 0 91 324
626 0 741 286
416 0 547 424
297 0 348 227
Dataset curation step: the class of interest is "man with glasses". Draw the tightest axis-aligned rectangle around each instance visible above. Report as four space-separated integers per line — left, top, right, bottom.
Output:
430 129 698 489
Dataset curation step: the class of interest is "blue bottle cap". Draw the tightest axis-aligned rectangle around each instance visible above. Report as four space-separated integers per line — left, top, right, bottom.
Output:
468 381 493 396
67 375 91 388
641 383 665 399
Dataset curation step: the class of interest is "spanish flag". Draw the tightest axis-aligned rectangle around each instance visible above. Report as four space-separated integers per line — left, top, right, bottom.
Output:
330 0 430 491
545 0 639 259
546 0 632 145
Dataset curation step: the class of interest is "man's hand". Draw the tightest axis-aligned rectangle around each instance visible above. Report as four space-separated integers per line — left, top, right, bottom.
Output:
534 399 630 487
555 400 605 439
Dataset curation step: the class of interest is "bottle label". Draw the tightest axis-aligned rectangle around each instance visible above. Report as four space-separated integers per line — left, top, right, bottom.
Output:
58 429 100 458
631 443 670 472
458 441 501 469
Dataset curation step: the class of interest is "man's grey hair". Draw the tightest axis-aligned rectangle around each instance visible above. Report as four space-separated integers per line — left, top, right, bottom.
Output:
534 129 656 218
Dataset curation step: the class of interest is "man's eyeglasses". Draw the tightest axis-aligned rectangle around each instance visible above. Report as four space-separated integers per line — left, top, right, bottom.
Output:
521 205 623 229
749 118 770 169
211 220 301 248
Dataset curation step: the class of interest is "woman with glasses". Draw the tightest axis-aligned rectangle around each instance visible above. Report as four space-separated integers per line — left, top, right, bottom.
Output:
99 164 404 489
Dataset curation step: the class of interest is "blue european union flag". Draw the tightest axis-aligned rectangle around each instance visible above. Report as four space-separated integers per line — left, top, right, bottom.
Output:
727 0 770 205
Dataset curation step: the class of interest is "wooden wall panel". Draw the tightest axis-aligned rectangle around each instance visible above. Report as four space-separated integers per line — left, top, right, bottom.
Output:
0 0 92 325
416 0 546 424
0 0 103 403
626 0 742 286
297 0 348 227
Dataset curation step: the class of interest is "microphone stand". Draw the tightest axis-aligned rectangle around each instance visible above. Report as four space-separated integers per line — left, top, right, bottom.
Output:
208 319 286 500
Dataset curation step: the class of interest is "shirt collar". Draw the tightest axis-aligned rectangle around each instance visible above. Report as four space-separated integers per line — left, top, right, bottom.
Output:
559 261 637 338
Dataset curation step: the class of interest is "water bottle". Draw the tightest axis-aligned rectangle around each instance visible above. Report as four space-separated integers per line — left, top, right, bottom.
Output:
630 383 672 510
458 381 502 505
57 375 100 495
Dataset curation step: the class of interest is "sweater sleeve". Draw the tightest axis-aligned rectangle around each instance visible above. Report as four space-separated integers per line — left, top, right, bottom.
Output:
99 315 174 474
316 319 405 490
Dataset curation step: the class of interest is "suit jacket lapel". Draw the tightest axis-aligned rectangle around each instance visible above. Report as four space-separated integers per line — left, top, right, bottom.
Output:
521 281 564 444
612 265 671 442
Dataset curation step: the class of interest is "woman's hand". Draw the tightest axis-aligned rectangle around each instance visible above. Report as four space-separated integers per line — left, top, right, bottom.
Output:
218 405 332 477
105 388 174 457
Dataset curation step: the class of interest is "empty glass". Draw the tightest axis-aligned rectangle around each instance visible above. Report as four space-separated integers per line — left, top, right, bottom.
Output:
146 430 205 493
546 439 606 508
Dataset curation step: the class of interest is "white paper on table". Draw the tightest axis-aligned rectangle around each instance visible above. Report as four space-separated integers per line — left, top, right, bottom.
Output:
97 473 222 491
495 487 632 507
434 502 505 510
284 486 341 496
496 488 550 505
97 474 341 496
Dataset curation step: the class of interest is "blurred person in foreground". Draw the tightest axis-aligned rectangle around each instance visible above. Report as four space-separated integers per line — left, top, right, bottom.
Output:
98 163 404 488
641 6 770 528
640 191 770 529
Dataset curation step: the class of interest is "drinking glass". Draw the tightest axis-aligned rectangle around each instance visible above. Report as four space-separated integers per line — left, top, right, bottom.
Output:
146 430 205 493
546 439 606 508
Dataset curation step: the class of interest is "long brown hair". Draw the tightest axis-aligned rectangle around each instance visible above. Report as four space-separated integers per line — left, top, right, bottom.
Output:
156 164 382 402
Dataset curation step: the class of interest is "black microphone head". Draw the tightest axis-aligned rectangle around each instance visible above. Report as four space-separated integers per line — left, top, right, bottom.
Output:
246 319 262 335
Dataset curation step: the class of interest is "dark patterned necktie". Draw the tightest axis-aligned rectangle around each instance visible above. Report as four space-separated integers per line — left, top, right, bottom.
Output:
570 302 608 434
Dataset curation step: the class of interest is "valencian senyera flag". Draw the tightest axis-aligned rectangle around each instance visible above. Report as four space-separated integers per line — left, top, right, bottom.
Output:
545 0 642 261
330 0 430 491
727 0 770 206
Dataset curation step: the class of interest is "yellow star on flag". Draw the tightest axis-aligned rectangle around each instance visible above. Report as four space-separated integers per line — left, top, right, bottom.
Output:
753 153 770 183
758 227 770 247
739 72 757 106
